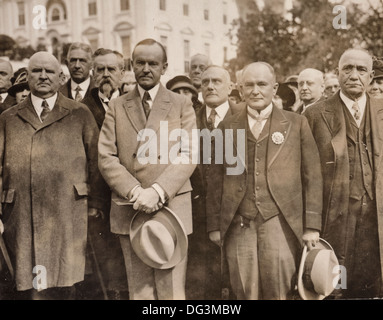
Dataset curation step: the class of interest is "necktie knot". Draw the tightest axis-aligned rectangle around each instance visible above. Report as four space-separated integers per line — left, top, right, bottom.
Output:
352 101 360 121
40 100 50 122
248 108 272 140
207 108 217 130
142 91 151 119
75 86 83 101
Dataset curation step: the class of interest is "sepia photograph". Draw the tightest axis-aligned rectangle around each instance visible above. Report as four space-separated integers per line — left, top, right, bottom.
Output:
0 0 383 310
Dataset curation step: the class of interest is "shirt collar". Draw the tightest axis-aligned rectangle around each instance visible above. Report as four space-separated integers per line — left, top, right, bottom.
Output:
31 93 58 111
247 102 273 119
137 84 160 102
206 101 230 121
340 91 367 114
71 77 91 92
98 89 120 104
0 93 8 100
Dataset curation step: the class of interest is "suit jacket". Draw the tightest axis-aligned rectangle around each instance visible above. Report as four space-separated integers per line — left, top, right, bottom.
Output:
296 96 325 115
59 78 95 102
0 93 105 290
0 94 16 114
191 102 238 202
304 92 383 264
206 103 323 243
82 87 108 129
98 85 197 235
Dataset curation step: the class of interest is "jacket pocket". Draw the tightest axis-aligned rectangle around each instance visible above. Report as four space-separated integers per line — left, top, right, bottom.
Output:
74 183 89 200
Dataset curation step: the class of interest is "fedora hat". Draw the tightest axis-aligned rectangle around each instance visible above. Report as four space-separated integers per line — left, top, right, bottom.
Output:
8 69 29 97
130 206 188 269
297 238 339 300
373 58 383 79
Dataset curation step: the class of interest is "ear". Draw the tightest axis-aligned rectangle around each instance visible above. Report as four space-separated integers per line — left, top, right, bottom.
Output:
335 67 340 77
273 82 279 96
162 62 168 75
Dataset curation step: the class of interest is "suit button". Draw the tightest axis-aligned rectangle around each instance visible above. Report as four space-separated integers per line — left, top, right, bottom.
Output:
256 201 261 206
158 155 161 160
133 153 137 158
256 158 260 162
256 172 260 176
256 187 260 191
257 144 261 147
238 187 243 192
349 174 353 179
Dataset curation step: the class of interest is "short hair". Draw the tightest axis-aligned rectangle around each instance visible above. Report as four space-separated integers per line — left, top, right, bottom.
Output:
339 48 373 70
190 53 212 65
132 39 167 63
93 48 125 70
241 62 276 83
67 42 93 60
201 65 231 83
0 58 13 74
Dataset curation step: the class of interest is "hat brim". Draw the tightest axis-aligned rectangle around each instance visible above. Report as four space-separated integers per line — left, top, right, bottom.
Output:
8 82 29 97
170 82 198 97
297 238 336 300
130 206 188 269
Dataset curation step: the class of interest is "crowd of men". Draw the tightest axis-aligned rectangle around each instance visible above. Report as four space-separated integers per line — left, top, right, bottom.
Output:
0 39 383 301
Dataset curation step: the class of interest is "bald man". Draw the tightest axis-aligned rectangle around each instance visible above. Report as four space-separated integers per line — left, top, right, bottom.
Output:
0 59 16 113
206 62 322 300
305 49 383 299
297 68 325 114
0 52 105 300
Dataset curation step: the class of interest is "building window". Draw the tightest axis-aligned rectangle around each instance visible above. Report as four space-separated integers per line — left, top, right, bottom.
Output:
51 8 61 21
160 0 166 11
183 3 189 16
121 35 131 58
223 46 228 62
88 0 97 16
184 40 190 73
17 1 26 26
160 36 168 55
120 0 130 11
223 14 227 24
204 9 209 21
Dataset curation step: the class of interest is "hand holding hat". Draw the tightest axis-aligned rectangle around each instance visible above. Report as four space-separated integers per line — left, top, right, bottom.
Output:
297 238 340 300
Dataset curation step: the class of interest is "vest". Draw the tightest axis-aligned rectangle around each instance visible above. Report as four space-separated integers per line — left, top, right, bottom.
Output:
238 117 280 220
342 103 374 201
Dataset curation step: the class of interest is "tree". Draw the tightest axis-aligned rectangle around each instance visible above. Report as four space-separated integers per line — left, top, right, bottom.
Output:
228 0 382 82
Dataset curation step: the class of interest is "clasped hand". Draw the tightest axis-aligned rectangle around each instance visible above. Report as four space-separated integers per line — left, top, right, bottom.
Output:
130 186 163 214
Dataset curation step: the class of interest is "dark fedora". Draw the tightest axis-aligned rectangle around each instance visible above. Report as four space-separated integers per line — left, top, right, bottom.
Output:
166 75 198 97
297 238 340 300
373 58 383 79
129 206 188 269
8 69 29 97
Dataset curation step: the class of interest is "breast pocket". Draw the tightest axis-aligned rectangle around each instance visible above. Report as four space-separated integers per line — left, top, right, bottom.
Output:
1 189 16 221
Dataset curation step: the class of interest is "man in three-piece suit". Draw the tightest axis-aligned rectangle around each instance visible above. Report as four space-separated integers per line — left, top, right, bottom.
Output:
0 52 105 300
0 59 16 114
304 49 383 299
186 65 237 300
98 39 197 300
59 42 95 102
207 62 323 300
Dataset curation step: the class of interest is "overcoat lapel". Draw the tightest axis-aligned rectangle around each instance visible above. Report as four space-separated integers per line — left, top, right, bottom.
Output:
267 106 291 169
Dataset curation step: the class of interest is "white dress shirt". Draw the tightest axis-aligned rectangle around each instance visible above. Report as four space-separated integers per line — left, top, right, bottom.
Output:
70 77 91 101
31 93 58 122
206 101 230 128
137 84 160 109
0 92 8 103
247 103 273 132
98 90 120 112
340 91 367 127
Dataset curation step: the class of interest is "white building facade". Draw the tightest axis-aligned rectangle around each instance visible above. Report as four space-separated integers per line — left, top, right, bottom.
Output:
0 0 239 79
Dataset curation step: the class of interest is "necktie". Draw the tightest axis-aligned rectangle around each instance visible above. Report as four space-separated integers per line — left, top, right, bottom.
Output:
352 101 360 122
40 100 50 122
142 91 151 119
207 108 217 130
0 95 3 103
248 109 272 140
75 86 83 101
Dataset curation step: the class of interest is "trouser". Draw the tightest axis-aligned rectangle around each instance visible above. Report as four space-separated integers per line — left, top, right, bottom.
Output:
119 235 187 300
224 213 300 300
343 195 382 299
